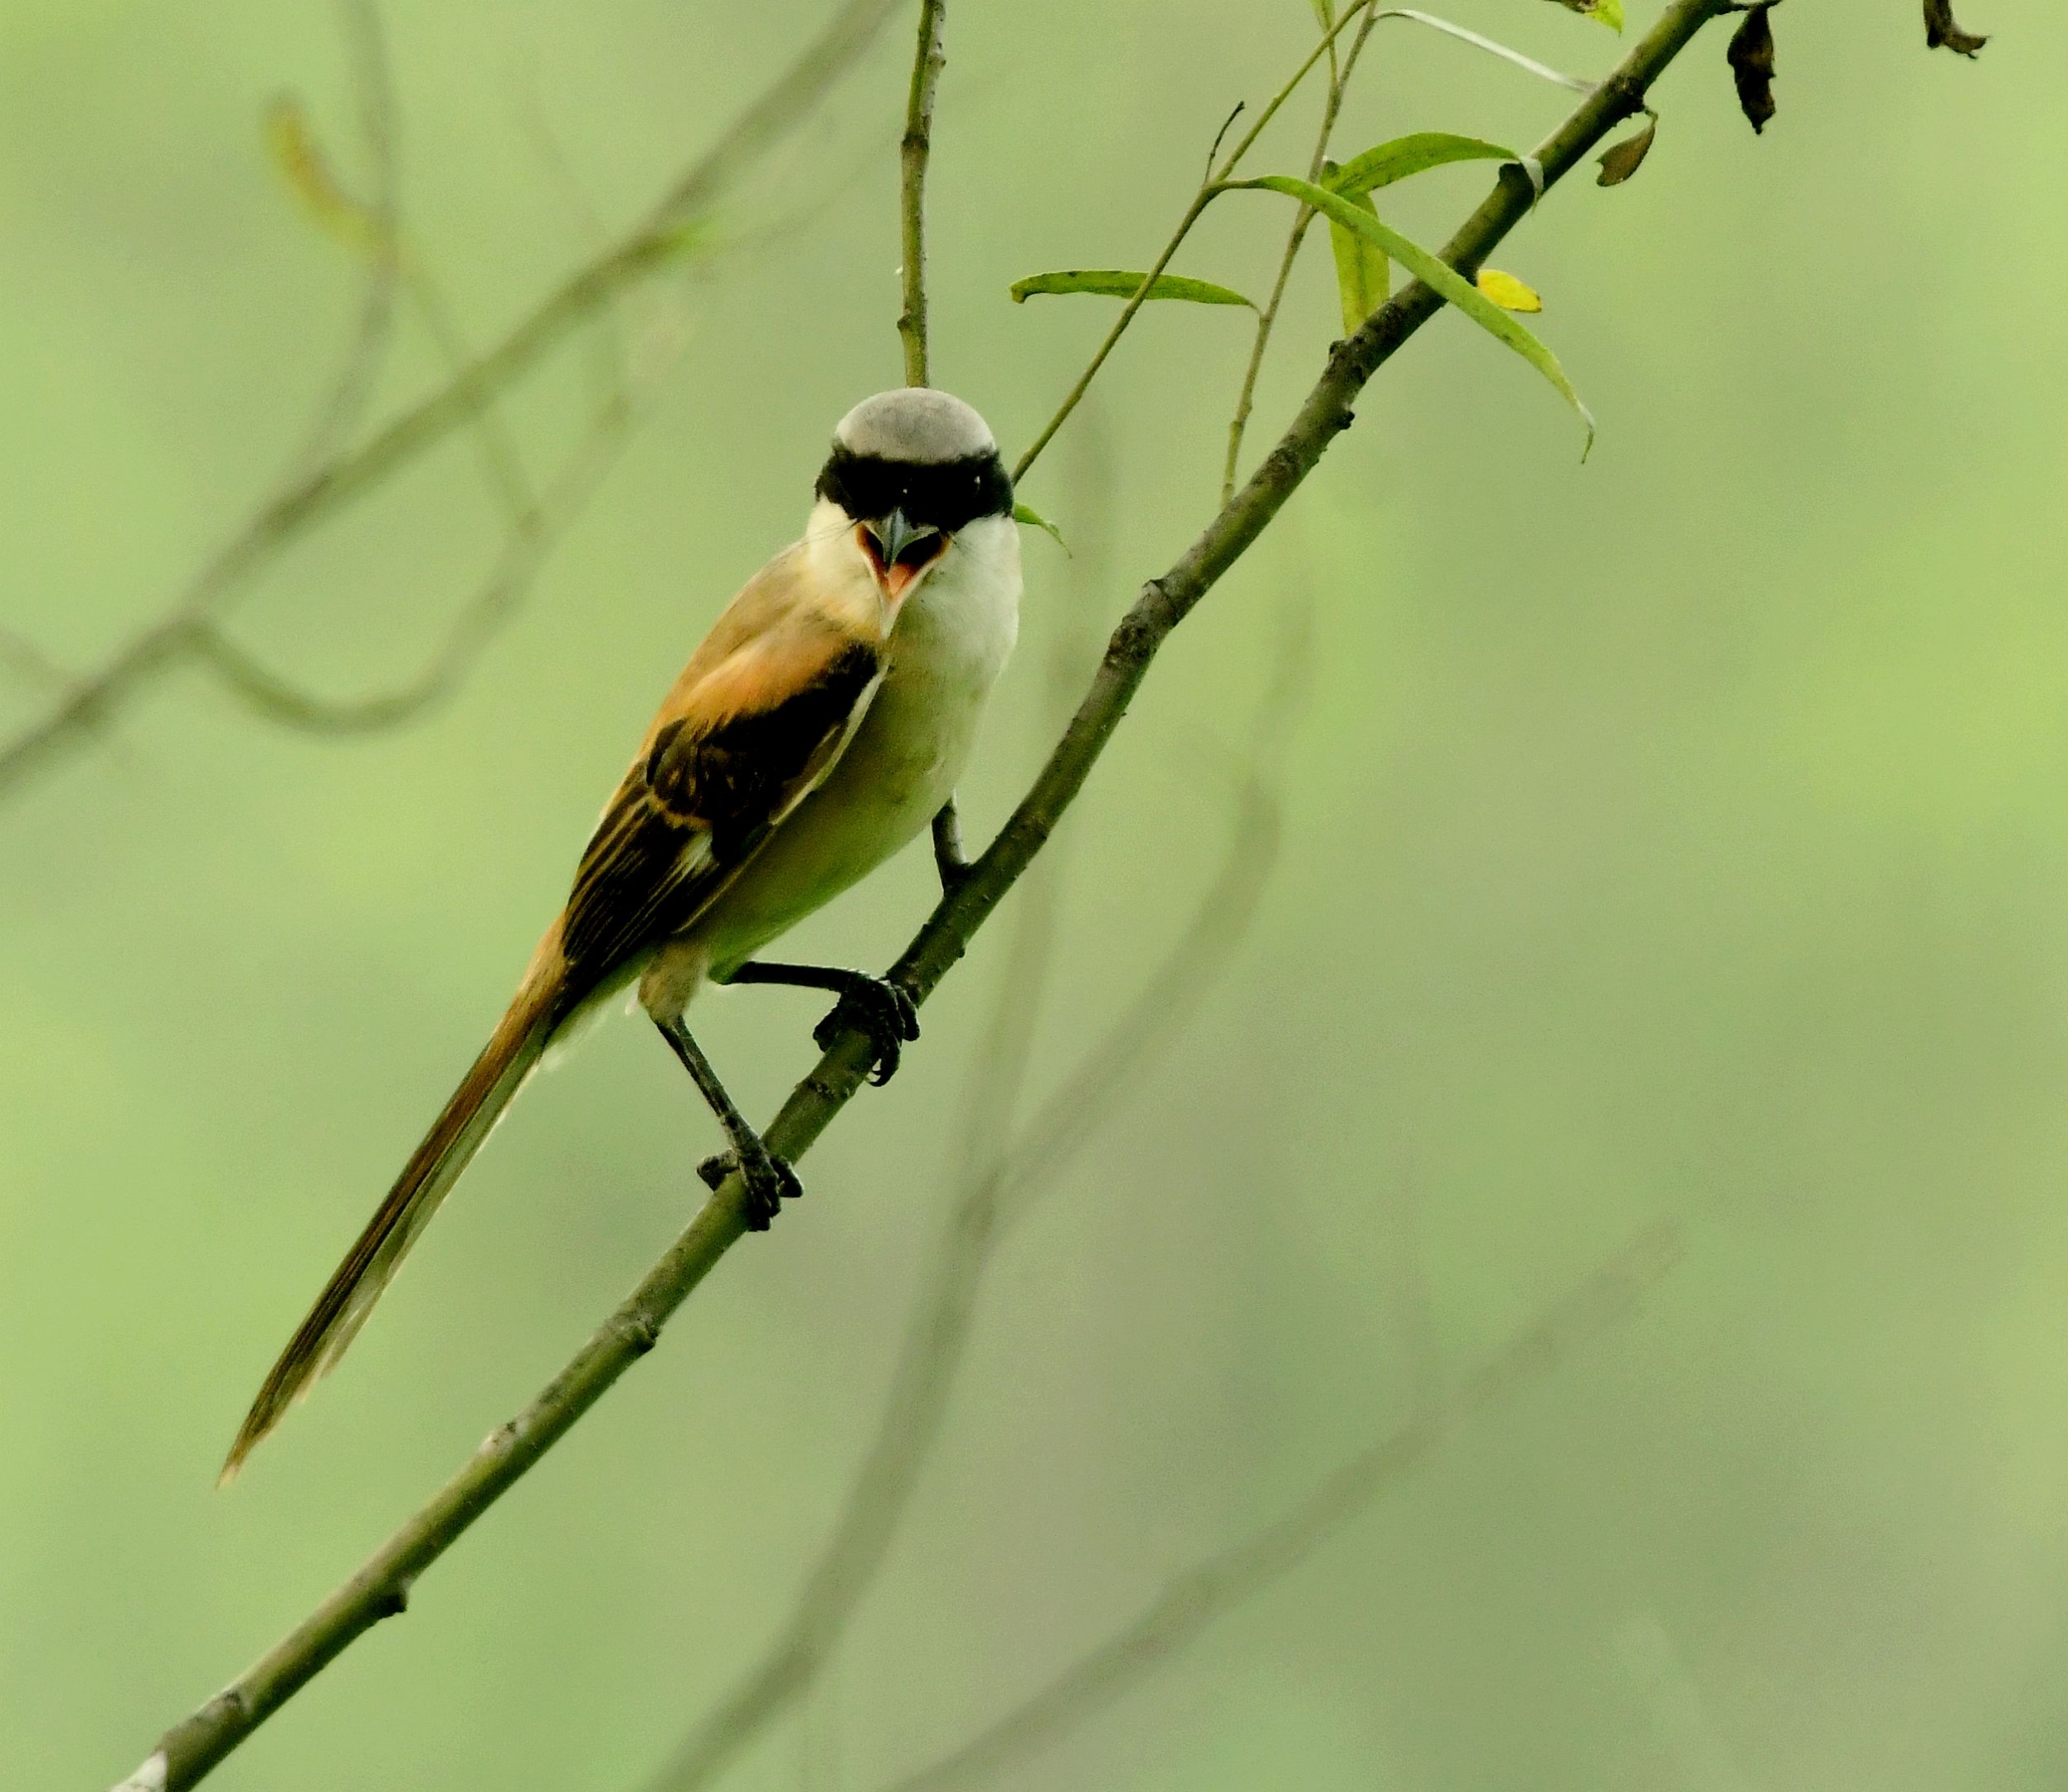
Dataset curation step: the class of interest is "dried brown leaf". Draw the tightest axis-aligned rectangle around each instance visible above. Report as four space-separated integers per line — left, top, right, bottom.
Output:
1727 4 1777 135
1596 114 1657 186
1923 0 1988 56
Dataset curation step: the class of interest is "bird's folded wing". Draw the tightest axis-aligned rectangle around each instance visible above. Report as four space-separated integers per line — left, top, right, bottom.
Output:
558 630 884 992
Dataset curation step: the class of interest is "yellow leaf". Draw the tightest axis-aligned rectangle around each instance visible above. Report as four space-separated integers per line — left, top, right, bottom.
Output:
264 96 383 256
1476 268 1542 313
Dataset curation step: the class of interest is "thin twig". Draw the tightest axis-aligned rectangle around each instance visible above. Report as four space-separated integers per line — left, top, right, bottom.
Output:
1220 7 1383 504
873 1223 1683 1792
113 9 1732 1784
0 0 907 802
898 0 948 387
1010 0 1389 485
1016 1 1593 492
898 0 970 878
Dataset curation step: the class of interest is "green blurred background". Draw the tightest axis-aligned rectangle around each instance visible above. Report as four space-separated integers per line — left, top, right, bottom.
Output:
2 1 2060 1785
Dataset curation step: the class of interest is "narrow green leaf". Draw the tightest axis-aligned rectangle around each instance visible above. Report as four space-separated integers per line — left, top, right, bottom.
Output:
1326 132 1518 198
1012 500 1068 551
1009 270 1257 309
1323 187 1390 336
1238 174 1594 453
1309 0 1336 27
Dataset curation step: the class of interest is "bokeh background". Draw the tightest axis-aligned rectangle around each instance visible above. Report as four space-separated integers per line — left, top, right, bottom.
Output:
2 2 2061 1786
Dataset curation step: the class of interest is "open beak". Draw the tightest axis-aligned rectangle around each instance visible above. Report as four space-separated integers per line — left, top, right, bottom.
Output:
859 508 945 601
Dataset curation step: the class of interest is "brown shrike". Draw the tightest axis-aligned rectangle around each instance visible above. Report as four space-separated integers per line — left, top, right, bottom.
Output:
222 388 1021 1480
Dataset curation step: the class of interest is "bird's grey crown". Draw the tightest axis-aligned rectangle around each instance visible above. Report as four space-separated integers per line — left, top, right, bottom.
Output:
833 388 996 465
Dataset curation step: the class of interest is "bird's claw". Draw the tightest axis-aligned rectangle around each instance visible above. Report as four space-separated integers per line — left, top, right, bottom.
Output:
696 1147 802 1230
812 975 920 1084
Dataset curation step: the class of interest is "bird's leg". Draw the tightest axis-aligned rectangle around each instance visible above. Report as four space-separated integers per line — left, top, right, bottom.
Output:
650 1015 800 1230
722 961 921 1085
931 796 972 894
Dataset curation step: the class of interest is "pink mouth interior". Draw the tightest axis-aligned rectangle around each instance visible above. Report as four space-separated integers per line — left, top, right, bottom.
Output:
857 523 946 601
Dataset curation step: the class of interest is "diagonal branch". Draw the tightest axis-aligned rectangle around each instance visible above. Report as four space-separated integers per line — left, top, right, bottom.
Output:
873 1223 1683 1792
111 7 1732 1785
0 0 909 803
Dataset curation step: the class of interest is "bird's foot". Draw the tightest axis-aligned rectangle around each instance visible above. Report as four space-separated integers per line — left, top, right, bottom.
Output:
812 974 920 1084
696 1145 802 1230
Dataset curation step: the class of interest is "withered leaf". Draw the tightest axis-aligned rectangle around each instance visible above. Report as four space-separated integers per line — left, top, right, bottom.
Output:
1923 0 1988 56
1727 4 1778 135
1596 114 1657 186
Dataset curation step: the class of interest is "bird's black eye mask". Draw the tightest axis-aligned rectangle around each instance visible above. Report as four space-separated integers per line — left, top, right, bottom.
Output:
815 446 1013 536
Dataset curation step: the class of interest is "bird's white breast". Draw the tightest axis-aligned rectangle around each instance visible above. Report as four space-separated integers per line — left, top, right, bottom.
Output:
692 512 1021 976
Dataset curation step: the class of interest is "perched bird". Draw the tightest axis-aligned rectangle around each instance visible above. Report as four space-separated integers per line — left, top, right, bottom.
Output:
221 387 1022 1481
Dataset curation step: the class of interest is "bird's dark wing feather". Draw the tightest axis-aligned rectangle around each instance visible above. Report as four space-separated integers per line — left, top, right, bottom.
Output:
558 637 882 999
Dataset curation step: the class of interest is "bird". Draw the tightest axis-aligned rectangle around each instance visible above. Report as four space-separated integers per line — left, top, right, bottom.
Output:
220 387 1022 1482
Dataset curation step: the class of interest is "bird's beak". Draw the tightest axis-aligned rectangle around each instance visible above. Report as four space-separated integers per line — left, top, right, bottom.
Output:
859 508 945 602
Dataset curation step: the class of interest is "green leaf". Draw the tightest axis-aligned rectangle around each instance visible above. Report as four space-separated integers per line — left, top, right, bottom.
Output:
1009 270 1257 309
1321 180 1389 336
1012 500 1068 551
1238 174 1594 454
1326 132 1518 198
1546 0 1624 28
1309 0 1335 27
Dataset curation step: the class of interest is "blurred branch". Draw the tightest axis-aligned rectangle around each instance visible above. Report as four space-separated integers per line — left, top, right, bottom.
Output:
196 69 549 734
277 1 402 488
876 1223 1684 1792
0 0 908 803
187 387 623 736
113 7 1735 1785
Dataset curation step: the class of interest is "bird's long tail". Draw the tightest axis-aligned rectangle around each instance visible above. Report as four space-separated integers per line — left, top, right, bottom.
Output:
220 964 565 1483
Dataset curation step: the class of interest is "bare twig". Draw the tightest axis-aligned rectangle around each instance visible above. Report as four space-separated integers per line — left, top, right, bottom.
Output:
1220 6 1383 503
873 1224 1683 1792
112 9 1736 1785
898 0 948 386
0 0 908 802
899 0 973 883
